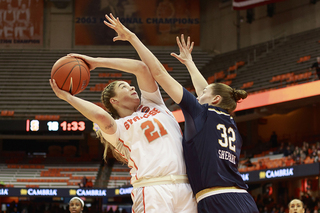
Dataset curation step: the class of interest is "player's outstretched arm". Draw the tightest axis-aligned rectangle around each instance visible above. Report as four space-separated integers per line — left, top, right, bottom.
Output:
49 79 117 135
104 13 183 104
68 53 157 94
171 35 208 97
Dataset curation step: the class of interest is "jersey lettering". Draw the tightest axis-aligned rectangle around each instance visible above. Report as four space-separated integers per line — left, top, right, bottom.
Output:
141 118 168 143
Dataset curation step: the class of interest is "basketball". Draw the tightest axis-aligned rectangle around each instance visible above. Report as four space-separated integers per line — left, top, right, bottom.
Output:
51 56 90 95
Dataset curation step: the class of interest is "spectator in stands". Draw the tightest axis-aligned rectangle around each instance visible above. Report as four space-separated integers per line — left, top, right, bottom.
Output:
50 22 197 213
285 155 295 166
314 150 320 163
10 207 19 213
289 199 305 213
299 149 307 163
1 203 7 213
316 142 320 152
270 131 278 148
310 144 317 158
262 206 269 213
79 176 87 188
69 197 84 213
279 206 285 213
258 160 267 170
283 145 292 157
101 13 258 213
275 142 286 155
292 146 301 164
310 57 320 79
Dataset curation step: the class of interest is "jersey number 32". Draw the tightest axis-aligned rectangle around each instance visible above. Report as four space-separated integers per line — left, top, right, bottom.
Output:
217 124 236 152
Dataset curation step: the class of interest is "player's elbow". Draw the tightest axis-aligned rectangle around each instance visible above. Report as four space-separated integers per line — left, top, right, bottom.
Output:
152 68 167 82
94 113 115 132
135 61 150 76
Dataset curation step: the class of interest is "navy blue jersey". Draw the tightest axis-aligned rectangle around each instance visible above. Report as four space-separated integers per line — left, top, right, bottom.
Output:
179 88 248 195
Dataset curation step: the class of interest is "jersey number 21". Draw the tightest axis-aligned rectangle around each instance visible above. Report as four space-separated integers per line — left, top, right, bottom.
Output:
141 118 168 143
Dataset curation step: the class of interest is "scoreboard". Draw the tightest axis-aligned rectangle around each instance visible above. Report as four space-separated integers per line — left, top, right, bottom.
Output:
0 120 93 133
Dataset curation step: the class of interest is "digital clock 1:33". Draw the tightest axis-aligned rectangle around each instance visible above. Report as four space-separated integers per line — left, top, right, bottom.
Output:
26 120 91 132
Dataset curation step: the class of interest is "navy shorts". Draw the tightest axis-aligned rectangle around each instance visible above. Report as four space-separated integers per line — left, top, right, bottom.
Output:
198 192 259 213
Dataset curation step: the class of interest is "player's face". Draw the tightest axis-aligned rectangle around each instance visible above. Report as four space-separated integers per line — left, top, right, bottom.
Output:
113 81 140 105
69 200 83 213
289 200 304 213
197 85 215 105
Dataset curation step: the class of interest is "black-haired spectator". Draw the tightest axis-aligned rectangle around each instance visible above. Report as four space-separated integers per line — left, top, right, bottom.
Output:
284 145 293 157
310 57 320 79
270 131 278 148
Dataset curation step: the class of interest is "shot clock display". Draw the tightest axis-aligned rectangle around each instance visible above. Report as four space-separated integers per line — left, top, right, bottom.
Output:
26 120 91 132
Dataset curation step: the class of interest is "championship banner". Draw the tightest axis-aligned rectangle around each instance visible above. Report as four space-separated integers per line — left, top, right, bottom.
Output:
240 163 320 183
75 0 200 46
233 0 287 10
0 0 43 46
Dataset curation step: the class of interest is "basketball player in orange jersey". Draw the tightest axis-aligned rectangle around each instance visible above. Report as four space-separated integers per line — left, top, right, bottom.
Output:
104 13 259 213
50 52 197 212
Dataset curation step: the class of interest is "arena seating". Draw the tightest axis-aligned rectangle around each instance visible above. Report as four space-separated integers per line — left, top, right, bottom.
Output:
0 163 99 188
0 47 211 120
0 151 100 188
106 162 131 188
198 27 320 94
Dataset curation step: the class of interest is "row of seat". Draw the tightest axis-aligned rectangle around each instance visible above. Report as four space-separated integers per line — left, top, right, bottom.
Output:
238 156 315 173
197 27 320 95
0 163 100 188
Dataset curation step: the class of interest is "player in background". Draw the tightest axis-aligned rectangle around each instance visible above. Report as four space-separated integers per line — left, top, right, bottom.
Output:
288 199 305 213
69 197 84 213
104 13 259 213
50 52 197 212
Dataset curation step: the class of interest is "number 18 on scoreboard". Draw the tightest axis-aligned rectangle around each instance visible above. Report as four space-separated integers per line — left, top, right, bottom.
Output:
26 120 88 132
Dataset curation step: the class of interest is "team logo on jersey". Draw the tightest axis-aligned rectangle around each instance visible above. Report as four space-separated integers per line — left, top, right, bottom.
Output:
140 106 150 113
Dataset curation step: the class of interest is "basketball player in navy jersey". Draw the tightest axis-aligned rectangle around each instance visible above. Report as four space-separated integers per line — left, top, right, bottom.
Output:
104 13 259 213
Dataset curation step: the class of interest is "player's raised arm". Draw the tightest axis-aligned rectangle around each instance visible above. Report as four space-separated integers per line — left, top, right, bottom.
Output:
104 13 183 104
171 35 208 97
49 79 117 135
68 54 157 94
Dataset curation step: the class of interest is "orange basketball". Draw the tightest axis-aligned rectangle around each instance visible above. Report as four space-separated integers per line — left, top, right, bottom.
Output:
51 56 90 95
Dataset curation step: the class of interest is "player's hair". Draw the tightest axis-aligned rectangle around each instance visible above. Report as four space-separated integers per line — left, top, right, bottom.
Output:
69 197 84 208
101 81 120 119
211 83 247 113
97 81 128 165
96 130 128 165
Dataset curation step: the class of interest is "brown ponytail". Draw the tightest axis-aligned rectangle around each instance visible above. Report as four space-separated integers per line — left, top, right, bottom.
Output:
212 83 247 113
